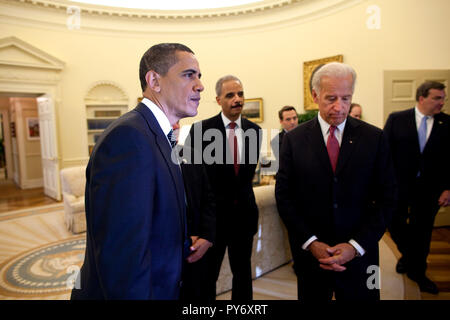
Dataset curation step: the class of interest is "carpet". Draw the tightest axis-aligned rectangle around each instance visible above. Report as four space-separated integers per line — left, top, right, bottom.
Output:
0 236 85 298
0 203 421 300
0 205 85 299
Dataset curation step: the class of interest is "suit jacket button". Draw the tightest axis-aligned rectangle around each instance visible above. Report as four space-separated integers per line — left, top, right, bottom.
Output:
334 177 338 183
334 203 338 209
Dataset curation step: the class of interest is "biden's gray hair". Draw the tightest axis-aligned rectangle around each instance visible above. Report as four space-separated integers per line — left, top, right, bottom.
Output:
311 62 357 95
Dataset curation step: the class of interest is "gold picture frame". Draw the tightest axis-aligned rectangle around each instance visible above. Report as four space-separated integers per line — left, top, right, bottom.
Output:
303 54 343 111
242 98 263 123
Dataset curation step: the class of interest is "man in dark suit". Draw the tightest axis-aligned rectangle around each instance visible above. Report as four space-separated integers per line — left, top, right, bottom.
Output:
187 75 262 300
384 81 449 294
270 105 298 165
172 124 217 301
71 43 204 300
275 62 396 301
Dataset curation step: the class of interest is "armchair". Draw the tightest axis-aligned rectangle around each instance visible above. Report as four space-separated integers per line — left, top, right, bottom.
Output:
60 166 86 234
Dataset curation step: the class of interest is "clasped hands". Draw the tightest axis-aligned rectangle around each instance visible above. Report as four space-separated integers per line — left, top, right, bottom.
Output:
186 236 212 263
309 241 357 272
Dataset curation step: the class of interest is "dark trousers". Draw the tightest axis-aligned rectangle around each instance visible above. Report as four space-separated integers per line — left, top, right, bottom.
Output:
389 178 440 278
292 245 380 301
180 249 216 302
210 232 254 301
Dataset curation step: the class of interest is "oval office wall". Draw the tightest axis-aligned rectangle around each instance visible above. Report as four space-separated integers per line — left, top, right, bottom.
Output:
0 1 449 222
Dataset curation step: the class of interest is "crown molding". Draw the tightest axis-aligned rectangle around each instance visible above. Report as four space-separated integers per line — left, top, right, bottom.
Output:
9 0 303 19
0 0 364 35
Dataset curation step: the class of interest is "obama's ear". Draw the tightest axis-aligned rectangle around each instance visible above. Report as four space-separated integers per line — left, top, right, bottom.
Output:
146 70 161 93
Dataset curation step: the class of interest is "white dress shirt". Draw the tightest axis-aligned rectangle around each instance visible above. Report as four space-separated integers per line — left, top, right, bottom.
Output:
141 97 173 147
221 112 243 162
301 113 365 257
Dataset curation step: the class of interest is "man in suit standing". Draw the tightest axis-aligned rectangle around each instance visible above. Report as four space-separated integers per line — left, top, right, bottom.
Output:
71 43 204 300
187 75 261 300
172 122 217 301
270 105 298 165
275 62 396 301
384 81 449 294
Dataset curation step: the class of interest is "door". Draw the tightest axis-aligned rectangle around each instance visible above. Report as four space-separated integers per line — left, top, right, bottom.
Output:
384 69 450 226
37 94 61 201
383 69 450 123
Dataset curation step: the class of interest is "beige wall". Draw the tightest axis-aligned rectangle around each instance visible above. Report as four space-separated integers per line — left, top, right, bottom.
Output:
0 0 449 165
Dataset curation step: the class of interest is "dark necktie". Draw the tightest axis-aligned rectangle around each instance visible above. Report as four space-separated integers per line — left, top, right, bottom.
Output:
167 129 177 149
327 125 339 173
228 122 239 176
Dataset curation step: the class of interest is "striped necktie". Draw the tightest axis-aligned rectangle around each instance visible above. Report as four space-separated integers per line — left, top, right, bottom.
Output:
167 129 177 149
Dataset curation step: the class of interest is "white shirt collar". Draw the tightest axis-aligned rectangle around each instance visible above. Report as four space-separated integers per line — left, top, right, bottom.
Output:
317 112 346 137
221 112 242 129
415 105 433 120
141 97 172 137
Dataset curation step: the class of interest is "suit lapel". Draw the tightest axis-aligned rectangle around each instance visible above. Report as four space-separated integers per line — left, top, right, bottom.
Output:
425 112 445 152
240 118 250 164
135 103 186 227
335 117 361 176
307 117 334 176
404 108 421 153
211 113 229 165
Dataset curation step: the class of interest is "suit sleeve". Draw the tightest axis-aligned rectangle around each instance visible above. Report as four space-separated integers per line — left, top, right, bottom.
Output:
198 164 216 243
275 133 314 246
352 130 398 250
444 116 450 190
383 113 395 150
87 124 156 299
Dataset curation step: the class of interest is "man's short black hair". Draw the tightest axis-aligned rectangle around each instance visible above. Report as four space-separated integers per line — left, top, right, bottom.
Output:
278 106 297 120
349 103 361 113
139 43 194 92
416 81 446 102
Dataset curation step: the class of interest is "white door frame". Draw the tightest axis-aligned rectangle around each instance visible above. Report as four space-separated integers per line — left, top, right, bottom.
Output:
0 108 13 179
0 86 62 200
0 36 65 199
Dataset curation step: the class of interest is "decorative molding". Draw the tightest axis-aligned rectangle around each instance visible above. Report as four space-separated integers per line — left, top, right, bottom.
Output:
0 36 65 84
0 65 62 84
62 157 89 168
85 80 128 104
0 36 65 70
1 0 364 35
11 0 302 20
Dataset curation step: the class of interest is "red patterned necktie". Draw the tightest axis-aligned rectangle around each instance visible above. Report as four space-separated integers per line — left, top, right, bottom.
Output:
228 122 239 176
327 125 339 173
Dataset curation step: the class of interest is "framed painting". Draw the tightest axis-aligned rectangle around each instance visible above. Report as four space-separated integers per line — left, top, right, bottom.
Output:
242 98 263 123
26 117 40 140
303 54 343 111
